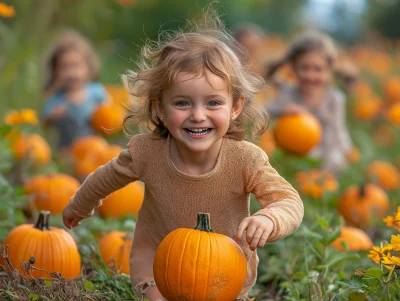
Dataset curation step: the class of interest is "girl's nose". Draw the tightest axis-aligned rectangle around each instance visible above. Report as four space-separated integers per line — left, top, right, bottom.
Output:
190 108 206 122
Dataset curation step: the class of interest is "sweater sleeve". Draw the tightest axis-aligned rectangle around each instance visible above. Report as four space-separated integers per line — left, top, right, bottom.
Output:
68 139 142 218
245 145 304 242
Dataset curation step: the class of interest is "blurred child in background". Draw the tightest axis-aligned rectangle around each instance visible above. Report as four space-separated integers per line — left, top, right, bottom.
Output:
265 31 354 174
43 30 107 149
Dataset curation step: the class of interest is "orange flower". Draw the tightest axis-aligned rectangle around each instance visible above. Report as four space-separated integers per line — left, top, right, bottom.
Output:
4 108 38 126
0 2 15 18
384 206 400 231
368 245 393 264
390 234 400 251
381 252 400 267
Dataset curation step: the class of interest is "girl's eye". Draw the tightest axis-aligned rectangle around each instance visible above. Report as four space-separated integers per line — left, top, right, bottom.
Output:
208 101 220 107
175 100 190 107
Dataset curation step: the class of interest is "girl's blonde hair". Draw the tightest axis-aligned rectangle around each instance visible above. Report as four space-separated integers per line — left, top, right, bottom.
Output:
43 30 101 92
265 30 338 79
123 8 268 141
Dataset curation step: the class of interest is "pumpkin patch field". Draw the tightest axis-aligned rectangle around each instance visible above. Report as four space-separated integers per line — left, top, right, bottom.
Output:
4 2 400 301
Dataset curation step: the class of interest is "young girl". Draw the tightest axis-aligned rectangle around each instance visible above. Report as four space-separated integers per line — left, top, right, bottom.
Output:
43 30 107 149
63 10 303 301
265 31 354 175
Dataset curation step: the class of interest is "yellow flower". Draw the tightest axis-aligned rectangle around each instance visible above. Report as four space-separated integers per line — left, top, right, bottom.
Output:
0 2 15 18
4 109 38 126
381 252 400 266
390 235 400 251
368 245 393 264
384 207 400 231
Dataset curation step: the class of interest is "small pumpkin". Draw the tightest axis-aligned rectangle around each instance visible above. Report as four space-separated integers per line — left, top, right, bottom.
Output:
91 104 126 136
273 113 322 156
295 169 338 199
337 184 389 228
346 146 360 164
153 213 247 301
257 129 276 155
70 135 109 161
98 182 144 218
7 131 51 165
384 76 400 104
25 173 80 214
98 231 132 275
331 226 373 252
367 160 400 191
352 96 382 120
0 211 81 279
386 103 400 127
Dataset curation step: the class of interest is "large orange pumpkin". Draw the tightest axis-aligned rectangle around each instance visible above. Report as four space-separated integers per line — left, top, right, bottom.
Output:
70 135 109 160
337 184 389 228
0 211 81 279
273 113 322 156
98 231 132 275
7 131 51 165
367 160 400 191
91 104 126 136
331 226 373 252
98 182 144 218
153 213 247 301
25 173 80 214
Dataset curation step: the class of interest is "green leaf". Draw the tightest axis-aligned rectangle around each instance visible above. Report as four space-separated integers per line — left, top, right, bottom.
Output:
348 292 367 301
44 280 52 287
316 216 329 229
28 293 39 300
0 124 12 138
84 280 94 291
326 252 360 268
363 268 383 279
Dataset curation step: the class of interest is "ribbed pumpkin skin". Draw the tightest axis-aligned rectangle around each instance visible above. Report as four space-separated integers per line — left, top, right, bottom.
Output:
331 226 373 252
273 114 322 156
337 184 389 228
153 215 247 301
25 174 80 214
98 231 132 275
98 182 144 218
0 212 81 279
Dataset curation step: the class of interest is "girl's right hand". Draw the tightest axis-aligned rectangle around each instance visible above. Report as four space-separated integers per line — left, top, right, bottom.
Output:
282 103 307 115
62 204 84 229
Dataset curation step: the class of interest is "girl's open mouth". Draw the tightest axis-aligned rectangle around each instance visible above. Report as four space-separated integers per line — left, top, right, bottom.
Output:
185 128 212 137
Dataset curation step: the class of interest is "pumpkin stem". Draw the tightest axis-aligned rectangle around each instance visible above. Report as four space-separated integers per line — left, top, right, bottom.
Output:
359 184 366 198
194 213 214 232
34 210 51 230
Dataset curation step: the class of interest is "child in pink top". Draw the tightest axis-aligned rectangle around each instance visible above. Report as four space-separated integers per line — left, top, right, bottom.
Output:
63 9 303 301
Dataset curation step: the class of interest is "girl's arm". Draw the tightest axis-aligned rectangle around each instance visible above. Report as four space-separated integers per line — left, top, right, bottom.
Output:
66 148 140 219
245 147 304 242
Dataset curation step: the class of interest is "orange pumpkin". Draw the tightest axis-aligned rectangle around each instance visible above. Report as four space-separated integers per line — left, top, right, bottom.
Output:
386 103 400 127
98 182 144 218
295 169 338 199
337 184 389 228
367 160 400 191
273 113 322 156
7 131 51 165
153 213 247 301
70 135 109 160
98 231 132 275
257 129 276 155
91 104 126 136
25 173 80 214
331 226 373 252
0 211 81 279
351 81 373 100
384 76 400 104
346 147 360 164
104 84 132 109
352 96 382 120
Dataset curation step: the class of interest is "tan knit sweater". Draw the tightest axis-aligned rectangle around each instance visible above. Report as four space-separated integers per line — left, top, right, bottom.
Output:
68 133 304 298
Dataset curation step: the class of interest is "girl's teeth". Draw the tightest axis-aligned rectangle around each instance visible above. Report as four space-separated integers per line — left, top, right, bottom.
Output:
186 128 211 136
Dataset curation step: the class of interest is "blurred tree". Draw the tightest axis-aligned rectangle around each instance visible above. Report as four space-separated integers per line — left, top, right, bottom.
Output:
367 0 400 39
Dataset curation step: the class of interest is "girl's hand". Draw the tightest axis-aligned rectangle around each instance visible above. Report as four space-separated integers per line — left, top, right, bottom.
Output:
235 216 274 251
62 204 85 229
50 105 68 119
282 103 307 115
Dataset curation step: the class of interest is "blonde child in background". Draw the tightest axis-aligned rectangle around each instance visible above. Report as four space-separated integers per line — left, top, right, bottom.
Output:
265 31 354 175
63 9 303 301
43 30 107 149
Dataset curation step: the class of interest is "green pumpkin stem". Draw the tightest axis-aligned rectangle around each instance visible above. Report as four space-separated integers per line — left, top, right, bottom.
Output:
34 210 51 230
194 213 214 232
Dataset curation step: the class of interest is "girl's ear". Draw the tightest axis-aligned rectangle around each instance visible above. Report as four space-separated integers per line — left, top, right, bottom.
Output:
154 99 165 121
231 96 245 120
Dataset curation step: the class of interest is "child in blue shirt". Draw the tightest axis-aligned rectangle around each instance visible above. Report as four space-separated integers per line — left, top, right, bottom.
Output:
43 30 107 148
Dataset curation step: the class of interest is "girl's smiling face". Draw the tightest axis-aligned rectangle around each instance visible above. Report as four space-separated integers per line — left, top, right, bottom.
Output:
156 68 243 154
292 51 332 94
